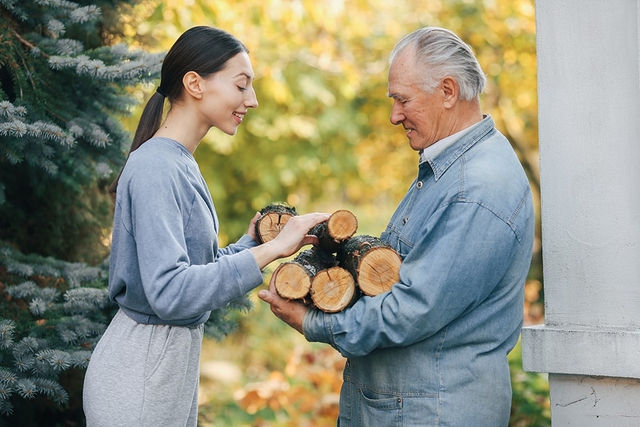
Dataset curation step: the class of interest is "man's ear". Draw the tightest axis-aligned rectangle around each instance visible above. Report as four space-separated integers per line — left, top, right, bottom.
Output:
441 76 459 109
182 71 203 99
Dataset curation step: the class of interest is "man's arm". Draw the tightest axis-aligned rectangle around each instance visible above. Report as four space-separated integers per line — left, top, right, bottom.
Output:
262 201 522 358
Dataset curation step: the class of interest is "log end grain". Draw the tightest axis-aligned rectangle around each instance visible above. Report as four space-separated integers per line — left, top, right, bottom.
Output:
327 209 359 242
357 247 402 296
310 267 356 313
271 262 312 300
256 211 295 243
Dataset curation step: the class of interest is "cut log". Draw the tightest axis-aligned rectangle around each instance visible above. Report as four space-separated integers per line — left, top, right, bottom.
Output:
255 204 298 244
310 209 359 252
310 266 358 313
271 248 336 300
337 235 402 296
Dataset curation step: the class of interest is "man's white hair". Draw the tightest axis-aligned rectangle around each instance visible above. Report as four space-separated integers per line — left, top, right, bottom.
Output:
389 27 487 101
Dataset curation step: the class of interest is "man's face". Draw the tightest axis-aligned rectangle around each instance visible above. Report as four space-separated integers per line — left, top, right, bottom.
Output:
387 48 449 151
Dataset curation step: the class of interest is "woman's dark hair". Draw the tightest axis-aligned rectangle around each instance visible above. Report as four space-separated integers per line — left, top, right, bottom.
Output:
109 26 249 193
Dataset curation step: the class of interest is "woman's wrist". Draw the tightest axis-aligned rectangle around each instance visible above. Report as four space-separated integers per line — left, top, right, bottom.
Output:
248 241 281 269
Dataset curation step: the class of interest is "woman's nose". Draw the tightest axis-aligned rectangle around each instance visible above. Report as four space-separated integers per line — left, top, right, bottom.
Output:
246 87 258 109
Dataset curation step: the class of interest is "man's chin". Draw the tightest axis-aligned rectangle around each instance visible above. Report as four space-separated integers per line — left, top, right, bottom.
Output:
408 138 424 151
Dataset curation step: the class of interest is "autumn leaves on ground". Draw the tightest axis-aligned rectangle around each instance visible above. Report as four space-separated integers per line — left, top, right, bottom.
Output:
196 289 344 427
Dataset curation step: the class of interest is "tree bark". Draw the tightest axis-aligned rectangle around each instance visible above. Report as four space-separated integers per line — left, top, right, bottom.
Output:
310 209 358 252
255 204 298 244
310 266 358 313
271 247 336 300
337 235 401 296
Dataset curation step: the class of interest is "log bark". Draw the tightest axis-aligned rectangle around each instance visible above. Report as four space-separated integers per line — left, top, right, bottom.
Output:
310 209 358 252
255 204 298 244
310 266 358 313
337 235 401 296
271 248 336 300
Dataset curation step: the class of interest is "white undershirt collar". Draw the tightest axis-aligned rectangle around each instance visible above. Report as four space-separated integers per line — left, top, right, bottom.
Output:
419 120 484 164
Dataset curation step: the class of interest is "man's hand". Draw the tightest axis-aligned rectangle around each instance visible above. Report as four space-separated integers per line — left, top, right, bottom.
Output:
258 277 309 334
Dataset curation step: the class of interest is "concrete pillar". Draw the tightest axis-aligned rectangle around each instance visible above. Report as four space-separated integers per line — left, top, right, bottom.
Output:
520 0 640 425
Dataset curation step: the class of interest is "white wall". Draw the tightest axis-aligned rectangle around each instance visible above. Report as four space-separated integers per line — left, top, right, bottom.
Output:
521 0 640 424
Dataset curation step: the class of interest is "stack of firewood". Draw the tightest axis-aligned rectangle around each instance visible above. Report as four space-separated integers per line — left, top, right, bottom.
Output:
256 204 402 313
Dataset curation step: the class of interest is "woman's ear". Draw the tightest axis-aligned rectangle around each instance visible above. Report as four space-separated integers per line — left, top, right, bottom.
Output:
182 71 203 99
441 76 459 109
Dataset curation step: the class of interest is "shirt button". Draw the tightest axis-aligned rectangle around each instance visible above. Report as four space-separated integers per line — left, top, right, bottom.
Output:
402 217 408 225
416 181 423 189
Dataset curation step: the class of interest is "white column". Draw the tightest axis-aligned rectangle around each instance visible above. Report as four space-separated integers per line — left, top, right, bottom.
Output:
521 0 640 425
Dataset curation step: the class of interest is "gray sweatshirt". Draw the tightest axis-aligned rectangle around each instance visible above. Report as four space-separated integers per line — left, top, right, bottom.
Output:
109 137 263 326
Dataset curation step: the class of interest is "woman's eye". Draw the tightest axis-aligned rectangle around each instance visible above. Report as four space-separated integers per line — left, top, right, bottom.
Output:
237 86 247 92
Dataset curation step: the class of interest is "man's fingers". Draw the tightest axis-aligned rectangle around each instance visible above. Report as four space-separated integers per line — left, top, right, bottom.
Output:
258 289 276 304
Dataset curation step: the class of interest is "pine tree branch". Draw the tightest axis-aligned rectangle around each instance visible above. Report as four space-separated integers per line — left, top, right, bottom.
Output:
11 29 49 59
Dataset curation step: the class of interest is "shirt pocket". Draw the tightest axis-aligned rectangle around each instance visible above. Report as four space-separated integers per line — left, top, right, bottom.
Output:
357 388 439 427
357 388 401 426
381 227 414 260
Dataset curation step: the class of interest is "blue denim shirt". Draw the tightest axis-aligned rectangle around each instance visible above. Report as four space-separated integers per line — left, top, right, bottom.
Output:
303 116 535 426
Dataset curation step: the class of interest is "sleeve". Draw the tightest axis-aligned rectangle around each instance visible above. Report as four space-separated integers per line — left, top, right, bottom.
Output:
303 200 520 358
128 160 264 322
217 234 259 257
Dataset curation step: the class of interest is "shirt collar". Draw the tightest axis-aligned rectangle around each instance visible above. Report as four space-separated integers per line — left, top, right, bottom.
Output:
419 119 485 165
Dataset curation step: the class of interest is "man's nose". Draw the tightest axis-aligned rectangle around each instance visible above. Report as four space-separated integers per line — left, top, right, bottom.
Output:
389 102 404 125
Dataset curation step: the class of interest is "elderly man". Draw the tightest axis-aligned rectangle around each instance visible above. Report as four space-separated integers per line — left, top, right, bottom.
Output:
259 27 535 427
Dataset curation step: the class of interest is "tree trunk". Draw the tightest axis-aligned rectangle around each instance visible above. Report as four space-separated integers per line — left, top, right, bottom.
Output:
310 266 358 313
310 209 358 252
337 235 401 296
255 204 298 244
271 248 335 300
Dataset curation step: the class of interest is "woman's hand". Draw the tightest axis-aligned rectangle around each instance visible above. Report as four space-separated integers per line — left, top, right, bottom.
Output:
249 212 329 269
269 213 328 258
247 211 261 242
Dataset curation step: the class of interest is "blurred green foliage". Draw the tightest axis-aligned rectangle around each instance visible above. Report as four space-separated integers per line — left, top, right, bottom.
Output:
117 1 547 425
509 340 552 426
0 0 547 424
119 0 539 251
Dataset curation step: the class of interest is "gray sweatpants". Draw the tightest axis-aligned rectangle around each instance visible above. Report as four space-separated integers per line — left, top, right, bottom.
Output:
83 309 204 427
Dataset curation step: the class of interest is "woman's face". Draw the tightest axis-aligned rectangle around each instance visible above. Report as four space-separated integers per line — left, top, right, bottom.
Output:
200 51 258 135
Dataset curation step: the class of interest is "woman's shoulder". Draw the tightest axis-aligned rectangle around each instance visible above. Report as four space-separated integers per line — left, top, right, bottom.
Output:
120 138 196 191
128 137 191 169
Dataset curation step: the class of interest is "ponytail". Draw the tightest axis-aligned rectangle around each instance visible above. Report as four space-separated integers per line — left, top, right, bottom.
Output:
108 90 166 193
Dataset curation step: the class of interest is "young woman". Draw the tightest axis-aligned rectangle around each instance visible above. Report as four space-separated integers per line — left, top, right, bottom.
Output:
83 26 328 426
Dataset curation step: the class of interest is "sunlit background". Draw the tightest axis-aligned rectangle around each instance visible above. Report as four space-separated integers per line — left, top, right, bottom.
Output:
116 0 546 425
